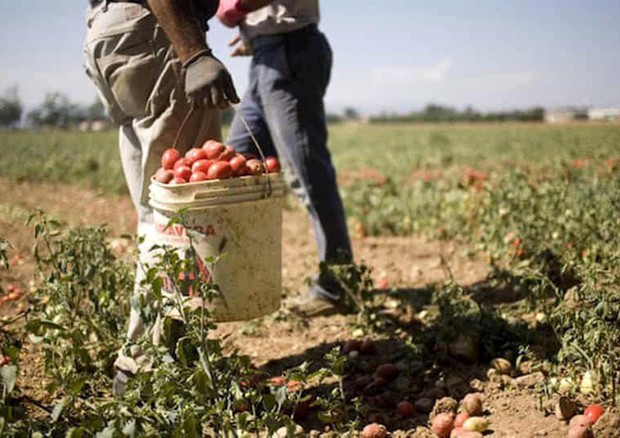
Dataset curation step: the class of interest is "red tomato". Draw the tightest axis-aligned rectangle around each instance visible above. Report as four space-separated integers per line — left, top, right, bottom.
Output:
246 159 265 176
161 148 181 170
170 177 187 185
155 168 174 184
7 291 20 301
218 145 236 161
229 154 247 176
396 400 414 418
173 157 192 170
375 363 400 381
203 140 226 159
207 161 233 180
454 412 470 428
268 376 286 387
189 172 208 182
185 148 208 163
584 404 604 424
173 165 192 181
233 399 248 413
192 159 214 174
6 284 16 293
286 379 303 393
265 156 280 173
360 338 377 355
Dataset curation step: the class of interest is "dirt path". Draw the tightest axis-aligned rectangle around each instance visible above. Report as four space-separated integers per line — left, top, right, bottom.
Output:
0 178 568 436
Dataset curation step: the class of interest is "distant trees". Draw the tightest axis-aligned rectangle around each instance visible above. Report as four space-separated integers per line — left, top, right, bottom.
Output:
0 86 23 128
27 92 79 129
370 104 545 123
343 107 360 120
0 87 548 129
27 92 109 129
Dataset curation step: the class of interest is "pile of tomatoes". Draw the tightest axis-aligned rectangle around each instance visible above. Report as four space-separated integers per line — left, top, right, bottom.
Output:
155 140 280 185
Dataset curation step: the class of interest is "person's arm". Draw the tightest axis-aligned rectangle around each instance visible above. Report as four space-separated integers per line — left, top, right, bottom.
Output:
217 0 273 28
147 0 207 63
146 0 240 108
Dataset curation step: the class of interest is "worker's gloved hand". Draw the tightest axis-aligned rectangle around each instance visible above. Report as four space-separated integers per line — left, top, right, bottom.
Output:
184 50 240 108
217 0 250 28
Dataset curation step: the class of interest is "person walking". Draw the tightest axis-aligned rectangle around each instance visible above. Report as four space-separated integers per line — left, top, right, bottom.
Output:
217 0 353 315
83 0 239 394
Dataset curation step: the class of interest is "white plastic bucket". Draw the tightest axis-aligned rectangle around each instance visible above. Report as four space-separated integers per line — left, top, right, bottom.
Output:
144 174 285 322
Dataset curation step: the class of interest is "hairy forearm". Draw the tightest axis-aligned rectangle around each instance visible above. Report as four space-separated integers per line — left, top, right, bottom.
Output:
147 0 213 63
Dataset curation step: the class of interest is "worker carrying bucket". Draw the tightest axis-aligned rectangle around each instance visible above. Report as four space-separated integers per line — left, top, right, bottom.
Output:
84 0 352 396
84 0 240 395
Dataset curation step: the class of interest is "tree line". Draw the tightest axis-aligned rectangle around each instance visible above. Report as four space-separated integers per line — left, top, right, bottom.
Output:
368 104 545 123
1 86 546 130
0 86 106 129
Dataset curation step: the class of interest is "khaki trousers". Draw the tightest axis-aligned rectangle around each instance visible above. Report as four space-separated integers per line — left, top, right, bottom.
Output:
84 2 220 374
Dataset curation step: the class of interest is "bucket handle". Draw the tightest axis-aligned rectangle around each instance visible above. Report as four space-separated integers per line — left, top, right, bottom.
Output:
173 103 274 198
231 103 273 197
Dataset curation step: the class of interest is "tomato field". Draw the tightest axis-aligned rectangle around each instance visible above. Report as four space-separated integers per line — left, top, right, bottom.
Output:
0 122 619 437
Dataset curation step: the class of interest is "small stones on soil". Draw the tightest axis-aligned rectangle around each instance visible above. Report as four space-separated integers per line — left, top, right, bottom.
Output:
450 429 483 438
485 368 501 385
489 357 512 375
592 411 620 436
513 371 545 388
460 393 483 416
469 378 485 392
274 424 304 437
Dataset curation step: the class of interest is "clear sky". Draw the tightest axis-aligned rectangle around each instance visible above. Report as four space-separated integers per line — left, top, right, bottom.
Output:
0 0 619 114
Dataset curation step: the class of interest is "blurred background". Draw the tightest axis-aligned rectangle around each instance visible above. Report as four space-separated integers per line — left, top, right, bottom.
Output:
1 0 619 129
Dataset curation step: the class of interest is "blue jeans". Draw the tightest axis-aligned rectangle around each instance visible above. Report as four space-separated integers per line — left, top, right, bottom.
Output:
227 25 352 298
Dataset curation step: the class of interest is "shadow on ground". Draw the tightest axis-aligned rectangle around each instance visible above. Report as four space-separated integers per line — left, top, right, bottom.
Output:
257 271 563 432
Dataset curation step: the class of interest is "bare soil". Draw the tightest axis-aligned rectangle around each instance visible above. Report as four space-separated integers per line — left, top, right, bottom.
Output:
0 178 571 436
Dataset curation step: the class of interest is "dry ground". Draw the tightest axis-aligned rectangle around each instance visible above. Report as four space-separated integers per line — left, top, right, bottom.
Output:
0 178 570 437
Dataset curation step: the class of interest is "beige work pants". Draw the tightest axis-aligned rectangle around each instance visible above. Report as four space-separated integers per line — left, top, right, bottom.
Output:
84 2 220 374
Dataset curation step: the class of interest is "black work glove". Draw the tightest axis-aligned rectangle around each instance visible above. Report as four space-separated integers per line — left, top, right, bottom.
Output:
183 49 240 108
